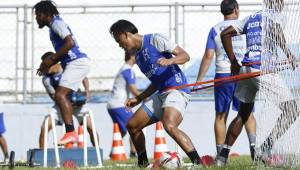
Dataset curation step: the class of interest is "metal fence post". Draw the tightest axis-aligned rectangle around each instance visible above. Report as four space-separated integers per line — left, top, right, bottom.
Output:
23 4 28 104
174 2 179 45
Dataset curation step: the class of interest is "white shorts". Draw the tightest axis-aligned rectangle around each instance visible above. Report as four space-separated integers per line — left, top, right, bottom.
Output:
235 66 293 103
143 90 190 121
48 104 91 125
59 58 90 91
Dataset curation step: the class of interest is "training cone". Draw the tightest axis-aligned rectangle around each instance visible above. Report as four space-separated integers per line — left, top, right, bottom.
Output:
154 122 169 160
111 123 127 161
77 125 84 148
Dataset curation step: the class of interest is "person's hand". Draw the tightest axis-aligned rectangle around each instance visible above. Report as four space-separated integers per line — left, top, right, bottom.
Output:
157 57 174 67
231 62 241 75
125 96 142 108
36 55 56 76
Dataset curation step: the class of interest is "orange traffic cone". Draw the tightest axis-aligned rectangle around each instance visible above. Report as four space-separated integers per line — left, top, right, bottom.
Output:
111 123 127 160
77 125 84 148
154 122 168 160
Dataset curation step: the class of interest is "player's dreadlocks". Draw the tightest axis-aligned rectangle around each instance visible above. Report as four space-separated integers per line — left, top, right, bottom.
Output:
34 0 59 16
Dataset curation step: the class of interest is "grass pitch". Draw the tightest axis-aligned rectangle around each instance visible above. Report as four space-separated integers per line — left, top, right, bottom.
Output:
9 155 271 170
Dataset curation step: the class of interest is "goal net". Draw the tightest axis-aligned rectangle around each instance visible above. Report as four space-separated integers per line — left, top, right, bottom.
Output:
256 0 300 167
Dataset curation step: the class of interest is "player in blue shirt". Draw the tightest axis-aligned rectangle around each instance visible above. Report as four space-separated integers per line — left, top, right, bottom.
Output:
110 20 203 167
39 52 98 149
34 0 91 147
216 0 298 165
107 51 139 157
195 0 256 158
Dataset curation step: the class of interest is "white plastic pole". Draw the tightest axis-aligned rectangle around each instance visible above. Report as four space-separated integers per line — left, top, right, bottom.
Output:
88 110 102 167
50 114 60 168
43 116 49 168
83 113 88 167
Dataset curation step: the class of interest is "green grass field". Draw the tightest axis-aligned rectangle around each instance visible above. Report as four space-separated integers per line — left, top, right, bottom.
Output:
10 155 294 170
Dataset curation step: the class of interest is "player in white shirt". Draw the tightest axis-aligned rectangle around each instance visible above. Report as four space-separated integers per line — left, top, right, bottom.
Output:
195 0 256 158
107 52 139 157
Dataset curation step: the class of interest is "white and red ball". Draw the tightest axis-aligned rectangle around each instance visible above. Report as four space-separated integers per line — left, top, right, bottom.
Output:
152 152 183 169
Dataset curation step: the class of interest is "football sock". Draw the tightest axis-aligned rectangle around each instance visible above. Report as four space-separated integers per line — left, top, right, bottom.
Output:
216 144 223 155
137 151 149 167
247 133 256 160
65 120 75 132
219 145 231 159
187 148 202 165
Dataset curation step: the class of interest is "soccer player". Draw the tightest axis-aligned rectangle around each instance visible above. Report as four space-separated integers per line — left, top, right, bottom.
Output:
110 20 203 167
34 0 90 146
0 113 9 163
107 51 139 157
195 0 256 158
39 52 98 149
216 0 297 165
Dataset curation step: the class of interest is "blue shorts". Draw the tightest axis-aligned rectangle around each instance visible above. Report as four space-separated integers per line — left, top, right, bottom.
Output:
0 113 6 135
107 107 133 135
214 73 240 113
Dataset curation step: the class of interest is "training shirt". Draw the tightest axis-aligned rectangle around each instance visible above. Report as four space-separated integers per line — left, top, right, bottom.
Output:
42 72 62 95
206 20 247 73
135 33 189 93
107 64 136 109
49 16 88 69
232 10 285 69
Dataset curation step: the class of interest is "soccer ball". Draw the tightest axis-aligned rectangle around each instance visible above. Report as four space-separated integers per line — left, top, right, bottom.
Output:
152 152 183 169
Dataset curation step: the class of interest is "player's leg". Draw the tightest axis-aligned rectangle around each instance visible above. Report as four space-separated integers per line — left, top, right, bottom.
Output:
0 113 8 161
218 102 254 161
0 136 8 162
214 111 229 154
260 99 299 154
39 117 53 148
213 73 234 155
232 90 257 160
216 67 259 165
126 105 157 167
55 86 73 131
57 58 90 145
107 107 135 155
160 90 202 165
129 138 136 157
244 111 256 160
84 116 100 147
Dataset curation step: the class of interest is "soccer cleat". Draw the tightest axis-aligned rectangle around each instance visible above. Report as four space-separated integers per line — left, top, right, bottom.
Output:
4 156 9 165
187 163 203 170
58 131 78 148
250 144 256 161
64 142 73 149
215 155 227 167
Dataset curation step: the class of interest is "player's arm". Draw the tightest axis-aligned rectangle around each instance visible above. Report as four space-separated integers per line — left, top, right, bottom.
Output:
52 36 74 62
221 26 239 66
272 23 296 69
221 16 248 75
196 28 216 82
196 49 214 82
168 46 190 65
157 46 190 66
37 21 74 75
82 77 90 99
42 77 55 101
50 20 75 63
152 34 190 66
126 83 156 108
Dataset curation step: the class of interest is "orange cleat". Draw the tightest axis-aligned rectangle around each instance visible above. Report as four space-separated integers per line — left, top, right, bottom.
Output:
58 131 78 148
